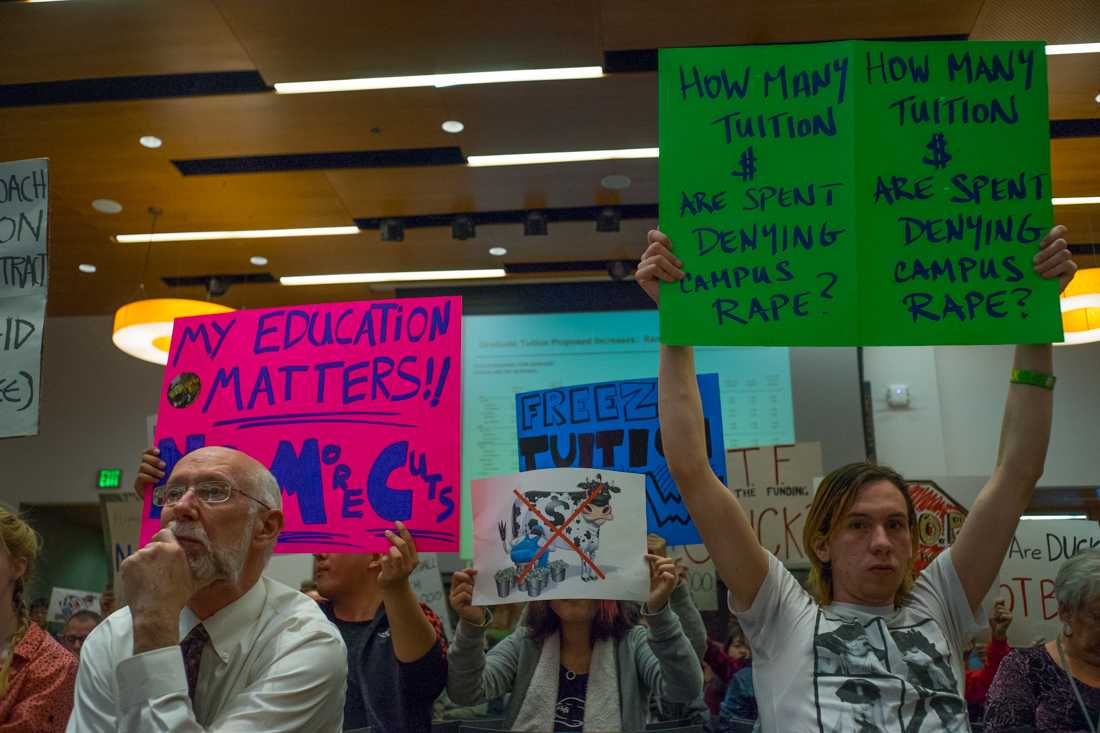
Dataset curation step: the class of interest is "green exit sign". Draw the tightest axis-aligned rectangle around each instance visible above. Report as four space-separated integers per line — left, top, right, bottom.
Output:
97 469 122 489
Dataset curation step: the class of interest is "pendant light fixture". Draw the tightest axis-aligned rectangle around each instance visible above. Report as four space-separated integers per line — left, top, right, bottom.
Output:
112 207 234 365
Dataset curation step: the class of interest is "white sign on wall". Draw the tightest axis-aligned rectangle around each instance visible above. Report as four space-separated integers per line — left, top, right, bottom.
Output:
992 518 1100 647
48 586 100 624
726 442 823 569
410 552 453 640
669 543 718 611
100 494 143 604
0 158 48 438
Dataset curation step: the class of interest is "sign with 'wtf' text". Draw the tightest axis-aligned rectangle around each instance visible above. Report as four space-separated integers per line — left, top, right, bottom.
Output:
144 297 462 553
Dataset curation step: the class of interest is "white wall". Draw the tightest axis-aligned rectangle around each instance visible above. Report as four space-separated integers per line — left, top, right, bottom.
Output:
265 554 313 588
0 316 162 507
861 346 949 478
864 341 1100 489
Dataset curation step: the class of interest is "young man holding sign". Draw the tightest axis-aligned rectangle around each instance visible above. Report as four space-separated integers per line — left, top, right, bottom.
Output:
70 447 348 732
637 226 1076 733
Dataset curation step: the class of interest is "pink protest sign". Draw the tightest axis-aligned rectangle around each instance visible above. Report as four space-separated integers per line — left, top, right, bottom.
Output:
142 297 462 553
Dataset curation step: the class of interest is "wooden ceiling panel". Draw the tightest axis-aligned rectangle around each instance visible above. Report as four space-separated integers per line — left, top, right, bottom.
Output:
443 74 656 156
325 159 657 218
0 90 452 165
214 0 602 84
1052 205 1100 243
1 1 1094 318
1047 54 1100 120
49 171 352 235
144 91 454 158
1052 138 1100 197
599 0 985 50
969 0 1100 45
0 0 252 85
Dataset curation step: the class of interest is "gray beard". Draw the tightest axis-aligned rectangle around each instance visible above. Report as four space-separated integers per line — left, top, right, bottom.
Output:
169 519 251 588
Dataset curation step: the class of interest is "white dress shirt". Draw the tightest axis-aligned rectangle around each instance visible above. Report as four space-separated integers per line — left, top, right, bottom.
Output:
66 576 347 732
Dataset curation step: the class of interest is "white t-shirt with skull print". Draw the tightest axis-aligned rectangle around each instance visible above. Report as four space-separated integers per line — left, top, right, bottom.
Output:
735 548 985 733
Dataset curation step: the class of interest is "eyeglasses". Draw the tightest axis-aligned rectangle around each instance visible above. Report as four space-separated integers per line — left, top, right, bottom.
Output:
152 481 271 510
58 633 89 647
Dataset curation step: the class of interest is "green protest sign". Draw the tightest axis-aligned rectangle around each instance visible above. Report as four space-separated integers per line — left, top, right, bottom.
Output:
658 41 1062 346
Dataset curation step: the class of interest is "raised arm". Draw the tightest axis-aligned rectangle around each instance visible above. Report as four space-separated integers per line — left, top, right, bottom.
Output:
639 230 769 610
950 225 1077 611
375 522 443 664
446 569 518 705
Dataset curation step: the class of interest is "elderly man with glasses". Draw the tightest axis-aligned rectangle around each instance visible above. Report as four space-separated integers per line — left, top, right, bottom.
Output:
67 446 347 732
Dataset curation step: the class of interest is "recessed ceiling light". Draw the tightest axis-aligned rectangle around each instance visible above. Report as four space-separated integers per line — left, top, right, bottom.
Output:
467 147 658 167
139 135 163 149
250 255 269 266
115 225 360 243
1094 92 1100 104
78 263 97 274
274 66 603 94
1052 196 1100 205
1020 514 1088 520
442 120 465 133
281 269 506 286
1046 43 1100 55
489 246 507 256
91 198 122 214
601 175 632 190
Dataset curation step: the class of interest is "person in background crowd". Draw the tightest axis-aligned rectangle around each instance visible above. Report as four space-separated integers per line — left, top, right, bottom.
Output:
718 652 757 730
312 523 448 733
28 599 48 631
70 446 347 732
645 533 710 725
985 550 1100 731
300 579 325 604
638 226 1078 733
0 506 77 732
59 610 102 657
964 598 1012 721
704 623 753 718
726 626 752 664
447 553 702 731
99 584 116 618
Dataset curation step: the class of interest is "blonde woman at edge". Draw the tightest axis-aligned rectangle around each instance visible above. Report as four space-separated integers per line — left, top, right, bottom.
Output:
637 226 1077 733
0 506 78 732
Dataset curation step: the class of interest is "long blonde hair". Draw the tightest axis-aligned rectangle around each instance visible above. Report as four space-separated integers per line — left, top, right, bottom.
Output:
0 506 41 647
802 463 919 607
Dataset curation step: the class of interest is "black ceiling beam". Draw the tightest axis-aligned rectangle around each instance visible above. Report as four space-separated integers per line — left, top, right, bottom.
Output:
0 71 268 108
356 204 657 230
504 260 638 274
1051 119 1100 138
174 147 465 175
161 273 275 287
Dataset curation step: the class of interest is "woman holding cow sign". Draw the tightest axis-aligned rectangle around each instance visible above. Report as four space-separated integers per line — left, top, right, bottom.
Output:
446 552 702 731
637 226 1077 733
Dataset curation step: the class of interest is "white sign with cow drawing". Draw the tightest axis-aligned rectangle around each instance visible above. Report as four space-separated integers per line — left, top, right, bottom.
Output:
471 467 649 605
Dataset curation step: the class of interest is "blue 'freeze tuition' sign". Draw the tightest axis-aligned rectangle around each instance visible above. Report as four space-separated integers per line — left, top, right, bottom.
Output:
515 374 726 545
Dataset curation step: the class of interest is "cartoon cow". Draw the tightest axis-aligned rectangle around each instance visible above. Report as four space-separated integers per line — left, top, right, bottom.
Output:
498 474 620 581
